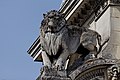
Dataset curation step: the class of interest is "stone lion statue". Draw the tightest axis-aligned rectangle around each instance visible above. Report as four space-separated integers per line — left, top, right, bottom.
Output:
40 10 85 70
40 10 103 71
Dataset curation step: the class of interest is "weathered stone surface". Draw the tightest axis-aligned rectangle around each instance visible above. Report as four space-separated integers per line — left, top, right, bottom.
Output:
39 59 120 80
95 7 111 45
107 6 120 59
34 1 120 80
69 59 119 80
40 67 71 80
40 10 103 72
40 10 83 70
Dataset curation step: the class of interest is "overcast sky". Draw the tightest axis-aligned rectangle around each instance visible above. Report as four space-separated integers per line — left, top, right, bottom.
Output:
0 0 62 80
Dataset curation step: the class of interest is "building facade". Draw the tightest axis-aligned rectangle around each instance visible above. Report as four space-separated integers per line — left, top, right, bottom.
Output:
28 0 120 80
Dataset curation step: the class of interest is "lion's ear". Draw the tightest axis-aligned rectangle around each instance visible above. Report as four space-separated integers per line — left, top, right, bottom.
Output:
43 14 47 18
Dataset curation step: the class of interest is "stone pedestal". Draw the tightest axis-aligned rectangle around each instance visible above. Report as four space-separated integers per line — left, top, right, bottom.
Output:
41 76 70 80
39 67 71 80
39 59 120 80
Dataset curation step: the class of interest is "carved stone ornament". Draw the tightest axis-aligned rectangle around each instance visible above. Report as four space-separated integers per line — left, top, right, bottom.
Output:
111 0 120 3
39 10 108 79
69 59 117 79
107 64 120 80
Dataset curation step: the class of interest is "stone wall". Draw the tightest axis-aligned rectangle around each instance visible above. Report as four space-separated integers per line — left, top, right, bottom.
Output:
88 5 120 59
110 6 120 59
102 6 120 59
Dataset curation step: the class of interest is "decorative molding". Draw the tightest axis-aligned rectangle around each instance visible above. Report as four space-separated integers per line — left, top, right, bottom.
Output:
110 0 120 3
107 64 120 80
69 59 117 80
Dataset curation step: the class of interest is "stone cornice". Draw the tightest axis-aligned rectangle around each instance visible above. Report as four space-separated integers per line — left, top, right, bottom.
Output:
59 0 84 20
60 0 110 26
61 0 120 27
59 0 75 13
27 36 42 62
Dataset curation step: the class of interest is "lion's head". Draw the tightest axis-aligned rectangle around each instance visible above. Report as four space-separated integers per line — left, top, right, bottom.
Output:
40 10 66 35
